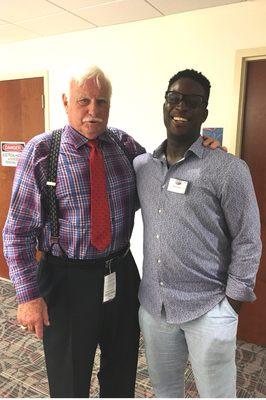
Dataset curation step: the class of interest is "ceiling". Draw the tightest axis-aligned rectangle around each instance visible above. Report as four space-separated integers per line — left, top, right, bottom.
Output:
0 0 249 46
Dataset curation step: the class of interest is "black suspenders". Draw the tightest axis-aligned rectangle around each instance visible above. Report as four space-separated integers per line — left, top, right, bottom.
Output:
45 128 134 252
46 129 63 250
108 128 135 164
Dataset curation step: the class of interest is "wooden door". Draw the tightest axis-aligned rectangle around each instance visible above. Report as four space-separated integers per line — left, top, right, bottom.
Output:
0 77 45 279
238 59 266 345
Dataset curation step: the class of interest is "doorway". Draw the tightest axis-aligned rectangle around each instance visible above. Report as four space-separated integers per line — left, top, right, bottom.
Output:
0 75 47 279
233 49 266 345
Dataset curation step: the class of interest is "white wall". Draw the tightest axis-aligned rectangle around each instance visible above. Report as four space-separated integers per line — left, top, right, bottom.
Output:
1 0 266 272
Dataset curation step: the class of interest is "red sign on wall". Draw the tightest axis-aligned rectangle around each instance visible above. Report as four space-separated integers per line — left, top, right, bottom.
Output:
1 141 25 167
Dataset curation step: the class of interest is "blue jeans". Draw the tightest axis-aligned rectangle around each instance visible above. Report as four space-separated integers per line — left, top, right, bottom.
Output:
139 298 238 398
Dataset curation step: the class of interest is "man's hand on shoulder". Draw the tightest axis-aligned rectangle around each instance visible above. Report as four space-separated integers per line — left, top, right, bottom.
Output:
17 297 50 339
202 135 228 152
226 296 243 315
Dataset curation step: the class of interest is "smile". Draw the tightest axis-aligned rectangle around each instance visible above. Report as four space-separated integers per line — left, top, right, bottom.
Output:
172 116 188 122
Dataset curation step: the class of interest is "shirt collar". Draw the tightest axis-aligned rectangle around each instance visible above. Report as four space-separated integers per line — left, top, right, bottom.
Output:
61 125 112 149
153 136 205 161
153 139 167 159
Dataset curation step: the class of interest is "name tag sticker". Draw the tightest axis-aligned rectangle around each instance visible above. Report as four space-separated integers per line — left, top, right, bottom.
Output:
167 178 188 194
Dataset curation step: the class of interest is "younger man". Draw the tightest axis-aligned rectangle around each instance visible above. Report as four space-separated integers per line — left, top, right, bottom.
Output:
134 69 261 398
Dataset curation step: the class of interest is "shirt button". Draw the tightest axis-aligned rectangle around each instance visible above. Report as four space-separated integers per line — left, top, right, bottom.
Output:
157 258 161 264
158 208 162 214
159 281 164 286
156 234 160 239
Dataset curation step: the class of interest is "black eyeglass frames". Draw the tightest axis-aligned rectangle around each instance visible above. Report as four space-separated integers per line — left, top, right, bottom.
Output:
165 91 207 109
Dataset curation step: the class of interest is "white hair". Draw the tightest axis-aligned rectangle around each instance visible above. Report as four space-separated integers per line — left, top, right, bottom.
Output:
63 65 112 101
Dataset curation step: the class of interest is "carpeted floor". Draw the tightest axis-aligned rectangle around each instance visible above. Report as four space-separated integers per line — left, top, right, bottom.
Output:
0 277 265 398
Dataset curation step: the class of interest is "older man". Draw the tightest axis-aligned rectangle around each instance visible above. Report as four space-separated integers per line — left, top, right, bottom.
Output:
134 69 262 398
3 66 221 398
3 66 145 398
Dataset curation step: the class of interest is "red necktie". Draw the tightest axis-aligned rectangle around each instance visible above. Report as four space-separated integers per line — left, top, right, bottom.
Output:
87 140 111 251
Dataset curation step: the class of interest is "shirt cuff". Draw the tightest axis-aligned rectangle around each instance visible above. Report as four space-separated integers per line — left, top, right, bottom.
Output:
15 282 41 304
226 275 256 302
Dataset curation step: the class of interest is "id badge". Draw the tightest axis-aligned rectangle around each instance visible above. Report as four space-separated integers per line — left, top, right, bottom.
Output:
167 178 188 194
103 272 116 303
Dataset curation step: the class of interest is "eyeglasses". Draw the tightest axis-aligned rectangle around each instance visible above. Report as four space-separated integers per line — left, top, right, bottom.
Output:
165 91 207 109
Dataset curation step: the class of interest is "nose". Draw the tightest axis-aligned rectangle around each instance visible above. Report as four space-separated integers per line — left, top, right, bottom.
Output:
87 99 98 116
174 99 189 111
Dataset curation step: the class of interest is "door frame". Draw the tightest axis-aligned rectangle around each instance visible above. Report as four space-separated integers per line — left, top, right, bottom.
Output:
0 70 49 131
232 47 266 157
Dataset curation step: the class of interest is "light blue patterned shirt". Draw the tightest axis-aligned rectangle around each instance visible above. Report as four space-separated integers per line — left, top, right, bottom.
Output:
134 136 262 324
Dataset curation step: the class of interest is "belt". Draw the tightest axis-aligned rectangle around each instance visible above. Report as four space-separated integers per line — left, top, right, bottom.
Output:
44 245 130 268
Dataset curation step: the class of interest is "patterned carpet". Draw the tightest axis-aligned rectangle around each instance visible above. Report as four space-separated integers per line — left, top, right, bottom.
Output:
0 277 265 398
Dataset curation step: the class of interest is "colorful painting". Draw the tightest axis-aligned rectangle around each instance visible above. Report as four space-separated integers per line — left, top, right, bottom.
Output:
202 127 223 145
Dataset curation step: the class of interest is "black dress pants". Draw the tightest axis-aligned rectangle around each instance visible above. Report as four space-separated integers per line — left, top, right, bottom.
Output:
38 250 140 398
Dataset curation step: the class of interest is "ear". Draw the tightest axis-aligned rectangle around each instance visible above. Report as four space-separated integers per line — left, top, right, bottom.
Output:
201 108 208 123
163 101 168 126
62 94 68 113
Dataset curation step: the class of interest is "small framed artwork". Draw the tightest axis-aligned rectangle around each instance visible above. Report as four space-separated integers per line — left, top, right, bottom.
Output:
202 127 223 145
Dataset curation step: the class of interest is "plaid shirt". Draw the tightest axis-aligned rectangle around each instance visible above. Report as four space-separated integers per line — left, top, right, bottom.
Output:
3 125 145 303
